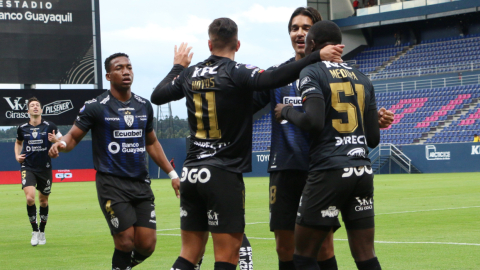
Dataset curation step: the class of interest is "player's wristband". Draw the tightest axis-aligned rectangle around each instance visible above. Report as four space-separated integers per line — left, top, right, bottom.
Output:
168 170 179 180
59 141 67 148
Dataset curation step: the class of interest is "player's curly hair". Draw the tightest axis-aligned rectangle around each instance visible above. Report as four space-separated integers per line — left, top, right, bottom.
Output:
308 21 342 47
104 53 129 73
208 17 238 51
288 7 323 33
27 97 41 108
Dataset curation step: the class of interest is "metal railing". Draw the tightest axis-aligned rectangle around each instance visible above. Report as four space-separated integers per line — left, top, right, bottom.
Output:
356 0 459 17
373 74 480 93
368 61 480 81
370 143 414 173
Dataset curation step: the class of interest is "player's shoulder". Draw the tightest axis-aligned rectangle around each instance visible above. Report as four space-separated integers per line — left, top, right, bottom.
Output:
17 122 29 131
42 120 55 126
132 93 149 105
267 57 295 71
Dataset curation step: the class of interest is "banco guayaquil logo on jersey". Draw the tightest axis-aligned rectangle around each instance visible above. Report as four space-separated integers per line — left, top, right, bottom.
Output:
124 111 134 127
425 145 450 160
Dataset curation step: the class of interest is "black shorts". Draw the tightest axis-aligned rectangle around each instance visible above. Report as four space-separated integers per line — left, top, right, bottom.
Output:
96 172 156 235
296 166 375 232
180 165 245 233
269 170 307 231
21 169 52 195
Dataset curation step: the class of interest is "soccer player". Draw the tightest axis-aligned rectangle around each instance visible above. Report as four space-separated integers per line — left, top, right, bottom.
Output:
151 18 339 270
252 7 394 270
15 97 62 246
48 53 179 270
274 21 382 270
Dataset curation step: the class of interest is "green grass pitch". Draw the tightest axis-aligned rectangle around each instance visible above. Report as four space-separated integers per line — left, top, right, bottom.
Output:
1 172 479 269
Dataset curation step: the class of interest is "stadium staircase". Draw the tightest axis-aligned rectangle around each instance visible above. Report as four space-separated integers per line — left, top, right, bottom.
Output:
369 143 421 174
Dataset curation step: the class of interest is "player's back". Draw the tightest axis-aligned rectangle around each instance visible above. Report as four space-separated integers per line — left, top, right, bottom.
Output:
178 55 258 173
299 61 377 171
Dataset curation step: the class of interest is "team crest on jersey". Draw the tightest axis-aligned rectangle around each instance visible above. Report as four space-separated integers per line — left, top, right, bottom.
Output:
32 128 38 139
124 111 134 127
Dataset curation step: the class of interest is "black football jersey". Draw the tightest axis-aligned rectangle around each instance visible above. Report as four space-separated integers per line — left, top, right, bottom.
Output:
299 61 377 171
74 91 154 180
153 55 269 173
17 120 59 171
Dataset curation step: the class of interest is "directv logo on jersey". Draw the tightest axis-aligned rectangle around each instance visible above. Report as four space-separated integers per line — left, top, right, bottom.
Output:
283 96 302 106
113 129 142 138
335 135 366 146
28 139 43 144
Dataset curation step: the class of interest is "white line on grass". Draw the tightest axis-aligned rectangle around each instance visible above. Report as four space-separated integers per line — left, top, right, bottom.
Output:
376 205 480 215
156 234 480 246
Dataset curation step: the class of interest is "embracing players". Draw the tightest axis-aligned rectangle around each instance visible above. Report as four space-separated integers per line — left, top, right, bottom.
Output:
151 17 341 270
275 21 382 270
15 97 62 246
49 53 179 270
253 7 393 270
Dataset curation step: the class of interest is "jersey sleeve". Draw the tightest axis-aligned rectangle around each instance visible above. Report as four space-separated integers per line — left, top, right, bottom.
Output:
299 65 324 103
74 102 96 132
151 65 186 105
229 63 266 91
146 101 154 133
16 126 24 141
367 81 377 111
252 90 270 113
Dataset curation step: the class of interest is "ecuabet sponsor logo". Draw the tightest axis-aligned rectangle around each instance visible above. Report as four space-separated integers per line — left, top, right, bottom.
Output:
283 96 302 106
113 129 142 138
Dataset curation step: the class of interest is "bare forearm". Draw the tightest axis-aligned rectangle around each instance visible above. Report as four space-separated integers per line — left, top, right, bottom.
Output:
14 141 22 156
146 141 175 174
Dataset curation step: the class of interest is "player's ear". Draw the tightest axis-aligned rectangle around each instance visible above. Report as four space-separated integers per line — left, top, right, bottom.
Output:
208 40 213 52
310 39 316 53
105 72 111 81
236 40 241 52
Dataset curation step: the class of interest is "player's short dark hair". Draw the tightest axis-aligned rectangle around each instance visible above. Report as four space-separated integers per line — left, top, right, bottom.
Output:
308 21 342 47
208 18 238 51
27 97 41 107
288 7 323 33
104 53 129 73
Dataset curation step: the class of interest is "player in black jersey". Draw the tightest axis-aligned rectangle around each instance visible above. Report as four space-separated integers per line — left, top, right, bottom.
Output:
49 53 179 270
15 97 62 246
151 17 335 270
275 21 382 270
253 7 394 270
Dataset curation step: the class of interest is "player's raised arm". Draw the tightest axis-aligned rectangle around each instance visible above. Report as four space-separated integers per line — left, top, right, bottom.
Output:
145 130 180 198
274 66 326 133
151 43 193 105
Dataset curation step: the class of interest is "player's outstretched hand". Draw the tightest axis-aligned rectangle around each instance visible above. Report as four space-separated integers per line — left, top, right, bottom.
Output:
378 107 394 128
48 130 57 143
48 141 65 158
16 154 26 163
320 44 344 63
274 103 293 122
171 177 180 199
174 42 194 68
